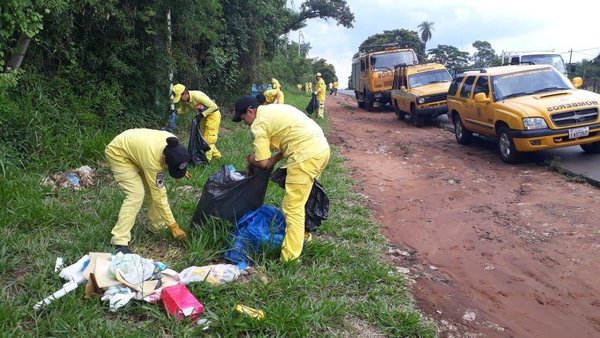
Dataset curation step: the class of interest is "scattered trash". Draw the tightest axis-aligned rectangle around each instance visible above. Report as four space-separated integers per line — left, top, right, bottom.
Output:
54 257 64 273
179 264 241 286
226 165 246 181
235 304 265 319
224 205 286 269
196 318 211 330
101 285 135 312
34 255 90 311
429 265 438 270
463 310 477 322
41 165 96 190
161 284 204 321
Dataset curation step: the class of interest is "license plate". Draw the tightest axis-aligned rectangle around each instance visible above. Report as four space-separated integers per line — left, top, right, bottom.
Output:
568 126 589 139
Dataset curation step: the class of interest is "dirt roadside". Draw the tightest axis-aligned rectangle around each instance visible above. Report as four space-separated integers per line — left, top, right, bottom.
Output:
325 94 600 337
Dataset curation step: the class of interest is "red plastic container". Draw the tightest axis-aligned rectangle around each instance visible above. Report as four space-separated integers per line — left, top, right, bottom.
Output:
161 284 204 321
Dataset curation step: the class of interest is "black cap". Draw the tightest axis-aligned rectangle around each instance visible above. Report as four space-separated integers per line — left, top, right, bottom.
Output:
163 137 190 179
232 95 258 122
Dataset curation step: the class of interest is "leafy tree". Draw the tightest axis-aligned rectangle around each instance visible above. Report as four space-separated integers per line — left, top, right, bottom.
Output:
427 44 470 71
358 29 424 58
312 57 336 84
471 40 499 68
283 0 355 33
417 21 434 55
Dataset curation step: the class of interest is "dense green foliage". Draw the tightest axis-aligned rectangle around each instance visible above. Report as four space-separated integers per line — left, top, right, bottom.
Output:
358 29 425 58
0 1 352 172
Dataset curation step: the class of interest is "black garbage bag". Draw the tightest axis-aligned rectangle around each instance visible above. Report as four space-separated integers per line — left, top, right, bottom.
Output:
270 168 329 232
188 114 210 165
306 93 318 114
191 165 272 227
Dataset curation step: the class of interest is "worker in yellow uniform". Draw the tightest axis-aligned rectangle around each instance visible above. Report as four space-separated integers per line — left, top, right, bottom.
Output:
270 76 281 91
231 96 330 263
314 73 327 118
256 88 284 105
332 80 339 96
172 84 222 161
105 128 189 254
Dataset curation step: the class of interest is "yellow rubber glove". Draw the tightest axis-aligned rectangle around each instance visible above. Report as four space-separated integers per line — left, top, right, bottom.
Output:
168 223 187 241
185 171 192 180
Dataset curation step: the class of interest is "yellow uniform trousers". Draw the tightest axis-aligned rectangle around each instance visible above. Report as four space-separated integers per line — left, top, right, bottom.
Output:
317 100 325 118
106 159 166 246
200 111 222 161
280 149 331 262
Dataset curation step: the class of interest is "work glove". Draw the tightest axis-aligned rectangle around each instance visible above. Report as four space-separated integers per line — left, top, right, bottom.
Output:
168 223 187 241
185 171 192 180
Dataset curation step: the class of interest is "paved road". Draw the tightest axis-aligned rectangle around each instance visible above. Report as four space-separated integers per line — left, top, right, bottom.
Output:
338 89 600 187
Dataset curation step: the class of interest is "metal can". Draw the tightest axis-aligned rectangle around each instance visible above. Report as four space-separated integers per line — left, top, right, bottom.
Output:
235 304 265 320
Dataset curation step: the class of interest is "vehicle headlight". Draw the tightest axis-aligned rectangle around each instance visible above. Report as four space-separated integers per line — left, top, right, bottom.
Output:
523 117 548 130
417 97 425 104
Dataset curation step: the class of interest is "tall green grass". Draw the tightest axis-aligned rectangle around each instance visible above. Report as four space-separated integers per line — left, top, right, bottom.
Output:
0 87 434 337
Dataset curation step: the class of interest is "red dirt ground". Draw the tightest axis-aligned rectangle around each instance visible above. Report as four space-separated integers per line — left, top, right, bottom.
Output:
325 93 600 337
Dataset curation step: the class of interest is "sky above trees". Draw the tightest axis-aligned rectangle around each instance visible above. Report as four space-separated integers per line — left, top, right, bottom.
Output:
295 0 600 87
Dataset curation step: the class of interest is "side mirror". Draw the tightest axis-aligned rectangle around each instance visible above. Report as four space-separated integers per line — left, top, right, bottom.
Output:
571 77 583 88
400 86 407 92
474 92 490 103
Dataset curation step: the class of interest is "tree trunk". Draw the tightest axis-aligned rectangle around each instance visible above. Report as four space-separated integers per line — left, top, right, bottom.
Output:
7 33 31 71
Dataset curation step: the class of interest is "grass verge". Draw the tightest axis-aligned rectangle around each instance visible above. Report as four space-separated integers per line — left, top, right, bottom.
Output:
0 87 435 337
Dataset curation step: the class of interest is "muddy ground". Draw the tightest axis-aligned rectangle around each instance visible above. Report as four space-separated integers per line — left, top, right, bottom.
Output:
325 94 600 337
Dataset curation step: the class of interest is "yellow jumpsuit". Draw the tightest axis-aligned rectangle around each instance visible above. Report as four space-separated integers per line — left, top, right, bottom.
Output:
176 90 222 161
263 88 285 104
105 129 178 246
250 104 330 262
315 78 326 118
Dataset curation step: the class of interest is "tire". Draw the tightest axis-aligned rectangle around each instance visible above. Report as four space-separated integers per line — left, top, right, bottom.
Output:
365 90 374 112
580 141 600 154
497 125 521 163
410 105 424 127
358 100 365 108
393 101 405 120
453 114 472 144
355 92 365 108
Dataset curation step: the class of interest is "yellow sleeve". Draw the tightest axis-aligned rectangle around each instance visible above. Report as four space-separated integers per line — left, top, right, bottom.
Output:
251 122 272 161
143 169 176 225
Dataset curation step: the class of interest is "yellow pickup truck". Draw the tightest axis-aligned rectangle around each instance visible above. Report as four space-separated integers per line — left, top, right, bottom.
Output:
447 64 600 163
390 63 452 127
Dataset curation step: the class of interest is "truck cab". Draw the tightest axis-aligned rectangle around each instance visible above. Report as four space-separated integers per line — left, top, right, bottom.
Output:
390 63 452 127
351 43 418 111
501 50 567 76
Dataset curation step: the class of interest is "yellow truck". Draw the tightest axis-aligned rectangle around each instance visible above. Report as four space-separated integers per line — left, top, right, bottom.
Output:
350 43 418 111
390 63 452 127
447 64 600 163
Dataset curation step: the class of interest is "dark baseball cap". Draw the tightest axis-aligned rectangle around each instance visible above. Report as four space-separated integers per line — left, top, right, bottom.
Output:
232 95 259 122
163 137 190 179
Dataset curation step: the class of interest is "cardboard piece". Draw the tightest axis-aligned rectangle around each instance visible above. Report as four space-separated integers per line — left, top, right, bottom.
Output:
115 270 159 294
83 252 111 280
94 256 120 288
161 284 204 321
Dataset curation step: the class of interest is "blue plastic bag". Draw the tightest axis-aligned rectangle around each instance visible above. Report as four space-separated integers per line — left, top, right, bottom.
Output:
224 205 286 269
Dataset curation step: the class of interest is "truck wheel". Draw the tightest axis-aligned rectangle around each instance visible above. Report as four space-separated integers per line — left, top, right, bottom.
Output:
365 90 374 111
580 141 600 154
393 101 405 120
453 115 472 144
355 92 365 108
410 105 424 127
497 125 521 163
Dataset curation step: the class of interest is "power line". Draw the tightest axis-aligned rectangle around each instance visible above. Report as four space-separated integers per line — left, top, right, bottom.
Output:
558 47 600 55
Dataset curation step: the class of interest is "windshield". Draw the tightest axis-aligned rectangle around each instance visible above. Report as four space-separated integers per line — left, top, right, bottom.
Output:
492 68 572 101
371 51 417 71
408 70 452 88
521 54 566 74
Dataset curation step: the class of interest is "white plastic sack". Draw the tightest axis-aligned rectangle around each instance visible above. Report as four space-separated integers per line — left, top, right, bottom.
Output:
109 253 154 285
